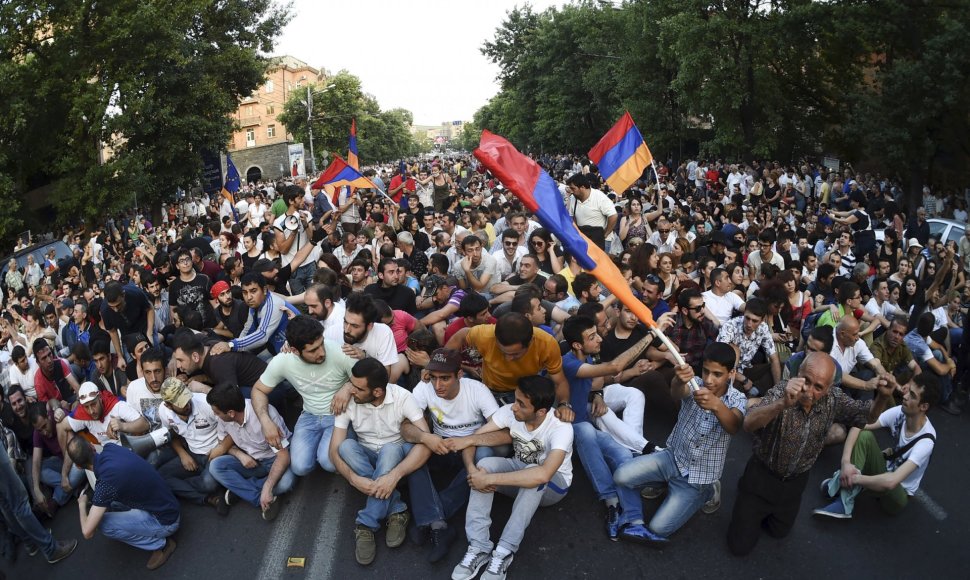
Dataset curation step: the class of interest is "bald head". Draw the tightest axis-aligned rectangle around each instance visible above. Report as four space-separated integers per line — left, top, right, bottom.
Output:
836 316 860 347
796 351 837 408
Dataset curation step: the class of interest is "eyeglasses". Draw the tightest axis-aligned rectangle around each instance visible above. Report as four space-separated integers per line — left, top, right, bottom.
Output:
530 240 544 246
687 304 705 312
177 257 192 264
659 230 670 236
503 241 518 246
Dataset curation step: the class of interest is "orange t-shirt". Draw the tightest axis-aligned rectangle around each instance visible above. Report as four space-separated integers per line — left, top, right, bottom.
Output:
466 325 563 393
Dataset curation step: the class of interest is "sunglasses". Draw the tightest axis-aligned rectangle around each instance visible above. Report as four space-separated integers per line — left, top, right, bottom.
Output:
687 305 705 312
644 274 661 284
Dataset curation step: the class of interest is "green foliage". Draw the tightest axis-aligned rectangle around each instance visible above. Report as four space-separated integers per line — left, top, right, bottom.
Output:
475 0 970 198
0 0 290 242
279 70 423 167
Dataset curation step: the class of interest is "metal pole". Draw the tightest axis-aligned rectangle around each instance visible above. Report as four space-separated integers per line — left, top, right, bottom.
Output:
306 85 315 174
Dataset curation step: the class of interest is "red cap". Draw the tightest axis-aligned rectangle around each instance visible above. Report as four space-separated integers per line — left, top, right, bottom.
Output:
210 281 231 300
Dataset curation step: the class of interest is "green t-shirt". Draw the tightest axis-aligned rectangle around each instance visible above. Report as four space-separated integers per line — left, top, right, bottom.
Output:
815 304 845 329
258 339 355 416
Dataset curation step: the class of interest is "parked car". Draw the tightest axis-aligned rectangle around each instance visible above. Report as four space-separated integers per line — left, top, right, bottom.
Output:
874 218 965 248
0 239 74 282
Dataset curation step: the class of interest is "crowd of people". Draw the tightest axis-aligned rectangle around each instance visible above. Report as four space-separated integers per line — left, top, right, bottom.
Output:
0 153 960 578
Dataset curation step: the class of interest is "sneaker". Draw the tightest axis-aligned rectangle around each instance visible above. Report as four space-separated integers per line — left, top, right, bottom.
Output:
618 523 669 548
820 478 835 498
701 480 721 514
354 525 377 566
941 400 963 415
813 498 851 519
46 539 77 564
428 525 457 563
640 486 667 500
386 510 410 548
146 538 177 570
261 497 280 521
207 493 229 516
481 550 514 580
224 489 240 506
605 504 622 541
451 547 490 580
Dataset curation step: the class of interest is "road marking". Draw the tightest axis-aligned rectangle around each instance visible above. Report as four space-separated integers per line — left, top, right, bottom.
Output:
913 489 948 521
306 481 350 580
256 482 310 580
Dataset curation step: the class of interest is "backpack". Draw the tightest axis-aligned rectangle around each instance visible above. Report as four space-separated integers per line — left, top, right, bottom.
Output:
800 309 825 343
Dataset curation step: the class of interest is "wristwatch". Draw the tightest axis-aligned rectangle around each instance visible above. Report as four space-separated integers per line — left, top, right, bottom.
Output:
556 402 573 410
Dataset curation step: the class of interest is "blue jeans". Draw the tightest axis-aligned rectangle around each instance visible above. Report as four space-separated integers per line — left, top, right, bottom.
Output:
157 451 218 505
290 412 337 475
101 508 179 551
613 448 715 538
289 262 317 294
0 447 56 558
208 455 296 508
39 456 86 506
925 350 954 402
573 422 640 506
338 439 410 530
407 446 495 527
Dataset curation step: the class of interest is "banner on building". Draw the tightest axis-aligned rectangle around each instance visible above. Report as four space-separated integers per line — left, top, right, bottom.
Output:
288 143 307 178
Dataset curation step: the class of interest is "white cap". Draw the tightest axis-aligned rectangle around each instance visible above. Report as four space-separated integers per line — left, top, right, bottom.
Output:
78 382 100 405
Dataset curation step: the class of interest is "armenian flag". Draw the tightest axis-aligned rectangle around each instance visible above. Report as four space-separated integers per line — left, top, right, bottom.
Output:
587 111 653 195
311 155 377 191
474 130 655 328
222 154 240 221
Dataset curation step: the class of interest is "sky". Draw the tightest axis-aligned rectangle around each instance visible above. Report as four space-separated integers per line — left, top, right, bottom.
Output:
272 0 566 127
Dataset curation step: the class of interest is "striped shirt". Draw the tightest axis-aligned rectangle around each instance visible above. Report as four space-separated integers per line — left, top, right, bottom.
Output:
230 292 299 355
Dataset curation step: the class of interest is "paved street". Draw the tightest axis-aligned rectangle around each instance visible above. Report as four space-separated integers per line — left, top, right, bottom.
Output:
7 392 967 579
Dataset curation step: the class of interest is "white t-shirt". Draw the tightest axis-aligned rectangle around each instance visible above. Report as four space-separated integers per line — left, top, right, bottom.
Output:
8 359 38 399
412 378 499 438
878 406 935 495
124 378 164 430
157 393 219 455
830 329 875 375
570 189 617 229
490 405 574 486
322 300 346 343
67 400 142 445
341 322 398 368
335 384 424 452
702 290 744 325
273 212 313 269
864 298 896 320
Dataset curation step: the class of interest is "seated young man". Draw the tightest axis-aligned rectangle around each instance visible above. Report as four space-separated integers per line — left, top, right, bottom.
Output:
814 373 939 519
329 357 432 566
612 342 746 546
400 348 499 563
451 375 573 580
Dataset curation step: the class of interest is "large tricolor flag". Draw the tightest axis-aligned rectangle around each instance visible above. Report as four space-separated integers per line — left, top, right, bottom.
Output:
311 155 378 191
222 154 241 221
587 111 653 195
474 130 655 328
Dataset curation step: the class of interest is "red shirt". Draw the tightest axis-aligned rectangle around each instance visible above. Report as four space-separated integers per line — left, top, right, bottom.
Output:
35 359 73 403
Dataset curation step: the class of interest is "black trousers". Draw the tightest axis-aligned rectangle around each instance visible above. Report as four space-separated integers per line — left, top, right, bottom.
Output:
727 457 809 556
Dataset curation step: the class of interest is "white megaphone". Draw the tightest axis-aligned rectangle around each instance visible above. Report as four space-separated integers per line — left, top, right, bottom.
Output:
121 428 172 457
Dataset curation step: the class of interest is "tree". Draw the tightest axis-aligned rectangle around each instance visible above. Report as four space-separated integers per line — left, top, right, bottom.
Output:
0 0 291 238
279 70 422 166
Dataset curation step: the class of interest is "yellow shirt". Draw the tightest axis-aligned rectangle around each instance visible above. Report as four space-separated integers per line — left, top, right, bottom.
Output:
467 325 563 393
558 266 577 297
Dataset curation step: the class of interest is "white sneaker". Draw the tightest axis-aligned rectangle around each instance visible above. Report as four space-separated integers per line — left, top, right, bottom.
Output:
701 480 721 514
452 546 490 580
481 550 514 580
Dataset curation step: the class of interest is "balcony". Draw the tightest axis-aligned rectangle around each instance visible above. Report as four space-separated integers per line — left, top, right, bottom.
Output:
238 115 261 128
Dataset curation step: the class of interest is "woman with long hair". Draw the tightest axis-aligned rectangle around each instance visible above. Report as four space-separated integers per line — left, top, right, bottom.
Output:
758 278 796 362
241 231 261 272
899 275 919 312
619 197 649 248
629 242 659 292
529 228 563 276
877 227 902 270
656 252 678 301
729 262 748 300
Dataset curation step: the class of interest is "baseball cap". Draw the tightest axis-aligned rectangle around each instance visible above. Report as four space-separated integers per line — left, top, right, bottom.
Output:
422 275 446 297
160 377 193 408
425 348 461 373
61 297 75 309
253 259 278 274
78 382 100 405
210 280 230 300
124 333 150 354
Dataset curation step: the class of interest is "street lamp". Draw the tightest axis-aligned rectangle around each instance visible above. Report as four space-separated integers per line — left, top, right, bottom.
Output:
301 83 335 174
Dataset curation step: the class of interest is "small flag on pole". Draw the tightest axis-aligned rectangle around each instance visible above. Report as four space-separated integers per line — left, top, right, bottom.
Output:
587 112 653 195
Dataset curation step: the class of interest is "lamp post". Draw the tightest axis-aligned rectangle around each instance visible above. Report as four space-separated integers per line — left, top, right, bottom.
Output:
302 83 335 174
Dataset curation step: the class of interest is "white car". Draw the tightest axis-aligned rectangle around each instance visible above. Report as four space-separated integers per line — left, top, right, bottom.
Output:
874 218 965 248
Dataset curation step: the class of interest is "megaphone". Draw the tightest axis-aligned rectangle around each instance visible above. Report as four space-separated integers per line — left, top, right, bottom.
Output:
121 428 171 457
283 214 301 231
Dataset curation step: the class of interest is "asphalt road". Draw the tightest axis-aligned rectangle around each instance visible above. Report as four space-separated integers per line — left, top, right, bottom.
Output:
6 390 967 579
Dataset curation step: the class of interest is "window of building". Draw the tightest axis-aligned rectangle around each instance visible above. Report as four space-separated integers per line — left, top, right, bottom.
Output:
266 104 275 115
246 128 255 147
265 79 274 93
267 125 276 138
